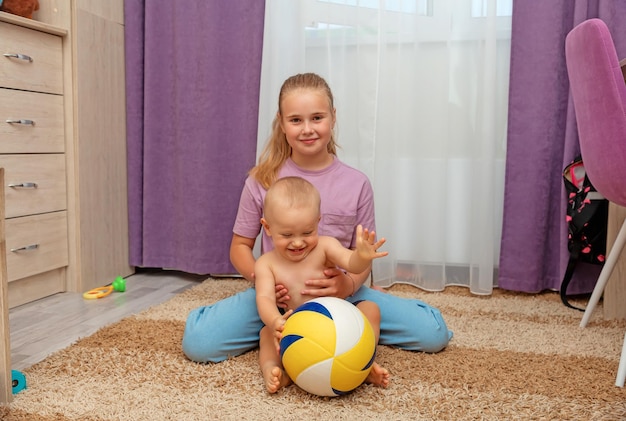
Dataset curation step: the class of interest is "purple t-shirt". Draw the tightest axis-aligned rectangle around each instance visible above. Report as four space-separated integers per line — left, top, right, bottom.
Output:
233 157 376 254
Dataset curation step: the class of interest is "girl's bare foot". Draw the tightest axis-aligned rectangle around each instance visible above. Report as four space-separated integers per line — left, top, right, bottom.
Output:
371 284 387 293
365 362 390 388
263 365 292 393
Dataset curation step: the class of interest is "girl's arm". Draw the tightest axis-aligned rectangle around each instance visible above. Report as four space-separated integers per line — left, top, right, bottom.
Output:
229 233 257 282
230 176 264 283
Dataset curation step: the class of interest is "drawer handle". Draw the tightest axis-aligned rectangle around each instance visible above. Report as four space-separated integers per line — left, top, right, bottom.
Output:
5 119 35 126
8 182 38 188
10 244 39 253
3 53 33 62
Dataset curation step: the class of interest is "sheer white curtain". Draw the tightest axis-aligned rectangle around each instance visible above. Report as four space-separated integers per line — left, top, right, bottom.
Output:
258 0 512 295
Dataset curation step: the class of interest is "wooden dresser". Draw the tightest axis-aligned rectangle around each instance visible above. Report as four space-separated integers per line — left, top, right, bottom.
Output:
0 0 132 403
0 20 69 307
0 1 132 308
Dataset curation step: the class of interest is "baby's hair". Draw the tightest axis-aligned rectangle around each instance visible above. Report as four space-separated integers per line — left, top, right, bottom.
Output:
250 73 338 189
263 176 321 221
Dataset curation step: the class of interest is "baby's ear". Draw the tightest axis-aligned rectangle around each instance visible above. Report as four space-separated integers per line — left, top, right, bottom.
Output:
261 218 271 235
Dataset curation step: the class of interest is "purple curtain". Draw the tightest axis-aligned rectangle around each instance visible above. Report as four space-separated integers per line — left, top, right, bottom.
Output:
499 0 626 293
124 0 265 274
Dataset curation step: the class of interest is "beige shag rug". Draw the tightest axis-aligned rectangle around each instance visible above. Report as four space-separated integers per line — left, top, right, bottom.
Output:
1 278 625 420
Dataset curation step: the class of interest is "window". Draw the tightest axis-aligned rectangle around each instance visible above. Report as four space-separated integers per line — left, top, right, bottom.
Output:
318 0 433 15
471 0 513 17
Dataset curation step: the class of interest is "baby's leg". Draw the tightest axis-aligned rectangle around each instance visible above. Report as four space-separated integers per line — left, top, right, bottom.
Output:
259 326 292 393
356 301 381 343
356 301 390 388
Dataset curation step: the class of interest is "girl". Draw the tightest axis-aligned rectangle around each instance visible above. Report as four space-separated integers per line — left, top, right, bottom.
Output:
182 73 452 363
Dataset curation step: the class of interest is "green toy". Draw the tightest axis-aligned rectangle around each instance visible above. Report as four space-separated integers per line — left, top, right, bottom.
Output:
83 276 126 299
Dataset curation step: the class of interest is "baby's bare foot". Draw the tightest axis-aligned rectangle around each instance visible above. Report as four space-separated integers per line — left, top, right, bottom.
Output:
365 362 390 388
263 365 292 393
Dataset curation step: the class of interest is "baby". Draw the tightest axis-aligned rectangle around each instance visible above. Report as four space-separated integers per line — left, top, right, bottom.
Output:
254 176 391 393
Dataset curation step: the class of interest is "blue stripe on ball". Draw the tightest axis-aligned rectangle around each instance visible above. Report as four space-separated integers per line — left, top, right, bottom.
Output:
332 387 354 396
279 334 303 359
293 301 333 319
362 349 376 370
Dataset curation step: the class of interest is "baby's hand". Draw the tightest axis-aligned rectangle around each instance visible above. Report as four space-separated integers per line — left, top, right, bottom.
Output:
355 224 388 261
273 309 293 353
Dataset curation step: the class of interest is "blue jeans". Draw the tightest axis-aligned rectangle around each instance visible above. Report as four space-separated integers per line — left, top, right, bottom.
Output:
182 286 453 363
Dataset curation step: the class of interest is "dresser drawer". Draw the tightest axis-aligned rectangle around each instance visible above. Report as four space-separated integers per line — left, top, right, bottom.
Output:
0 21 63 95
6 211 69 282
0 88 65 153
0 154 67 218
8 269 65 308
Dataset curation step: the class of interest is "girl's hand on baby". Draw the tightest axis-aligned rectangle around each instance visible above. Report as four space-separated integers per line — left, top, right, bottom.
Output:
275 283 290 309
302 267 347 298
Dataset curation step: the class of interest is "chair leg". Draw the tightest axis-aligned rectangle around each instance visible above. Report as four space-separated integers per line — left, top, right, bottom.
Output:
580 219 626 328
617 332 626 387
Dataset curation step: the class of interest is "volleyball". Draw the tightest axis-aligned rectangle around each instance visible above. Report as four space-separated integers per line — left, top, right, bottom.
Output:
279 297 376 397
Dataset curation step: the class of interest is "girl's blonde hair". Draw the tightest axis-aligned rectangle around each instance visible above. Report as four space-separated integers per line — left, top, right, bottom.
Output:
250 73 338 189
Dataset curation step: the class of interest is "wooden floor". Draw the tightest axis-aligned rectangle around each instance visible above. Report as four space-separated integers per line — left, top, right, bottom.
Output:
8 269 207 371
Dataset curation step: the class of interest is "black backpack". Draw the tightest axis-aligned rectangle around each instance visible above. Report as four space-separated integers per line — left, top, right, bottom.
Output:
560 157 609 311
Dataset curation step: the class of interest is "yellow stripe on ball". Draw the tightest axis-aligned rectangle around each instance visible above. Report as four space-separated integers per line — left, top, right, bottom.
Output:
331 310 376 392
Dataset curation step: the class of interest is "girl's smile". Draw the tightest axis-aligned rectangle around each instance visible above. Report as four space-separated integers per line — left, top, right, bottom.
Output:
279 89 336 169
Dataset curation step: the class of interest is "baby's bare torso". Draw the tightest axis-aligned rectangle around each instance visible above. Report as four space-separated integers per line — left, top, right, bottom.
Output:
267 238 337 311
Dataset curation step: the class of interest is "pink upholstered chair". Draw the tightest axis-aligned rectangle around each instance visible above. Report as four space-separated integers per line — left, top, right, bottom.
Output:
565 18 626 387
